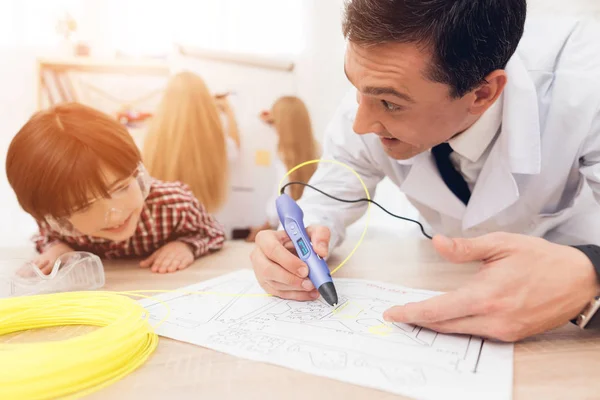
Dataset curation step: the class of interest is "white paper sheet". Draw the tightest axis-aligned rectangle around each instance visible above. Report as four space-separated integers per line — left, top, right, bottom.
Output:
139 270 513 400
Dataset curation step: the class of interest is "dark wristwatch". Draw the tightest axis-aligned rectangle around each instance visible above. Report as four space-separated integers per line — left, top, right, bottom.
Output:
572 245 600 329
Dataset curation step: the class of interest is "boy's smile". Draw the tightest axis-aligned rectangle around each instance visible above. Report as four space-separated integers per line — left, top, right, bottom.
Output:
98 207 143 242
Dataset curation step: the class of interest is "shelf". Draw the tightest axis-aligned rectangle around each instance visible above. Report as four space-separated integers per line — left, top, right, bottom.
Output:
37 56 170 75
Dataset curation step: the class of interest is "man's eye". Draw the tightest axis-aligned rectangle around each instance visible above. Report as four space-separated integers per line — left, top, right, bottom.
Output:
381 100 401 112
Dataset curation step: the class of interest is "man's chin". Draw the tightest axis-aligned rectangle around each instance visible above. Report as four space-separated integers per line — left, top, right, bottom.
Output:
382 145 419 160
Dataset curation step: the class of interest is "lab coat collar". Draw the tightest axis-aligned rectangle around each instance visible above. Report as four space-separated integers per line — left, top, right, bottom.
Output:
400 53 542 228
461 54 542 229
400 151 467 220
395 157 416 166
501 53 542 175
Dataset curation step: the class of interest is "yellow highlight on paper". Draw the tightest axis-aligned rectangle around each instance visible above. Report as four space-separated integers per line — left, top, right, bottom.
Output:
368 323 394 337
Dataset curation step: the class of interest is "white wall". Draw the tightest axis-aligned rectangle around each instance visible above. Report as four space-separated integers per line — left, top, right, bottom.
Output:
528 0 600 17
295 0 351 141
0 48 40 249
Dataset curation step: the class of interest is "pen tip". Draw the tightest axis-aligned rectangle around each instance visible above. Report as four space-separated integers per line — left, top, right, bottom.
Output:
318 282 338 308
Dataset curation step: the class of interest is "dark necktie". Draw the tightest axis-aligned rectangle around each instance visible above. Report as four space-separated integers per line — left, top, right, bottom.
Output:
431 142 471 205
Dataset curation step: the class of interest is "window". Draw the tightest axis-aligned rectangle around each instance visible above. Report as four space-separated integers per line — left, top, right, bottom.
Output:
1 0 305 58
108 0 305 58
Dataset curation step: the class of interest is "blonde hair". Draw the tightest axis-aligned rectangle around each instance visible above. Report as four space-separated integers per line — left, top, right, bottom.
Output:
272 96 319 200
143 71 228 213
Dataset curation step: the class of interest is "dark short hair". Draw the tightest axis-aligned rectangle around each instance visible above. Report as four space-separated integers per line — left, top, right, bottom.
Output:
342 0 527 97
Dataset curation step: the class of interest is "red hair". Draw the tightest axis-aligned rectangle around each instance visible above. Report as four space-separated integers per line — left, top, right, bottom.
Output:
6 103 142 221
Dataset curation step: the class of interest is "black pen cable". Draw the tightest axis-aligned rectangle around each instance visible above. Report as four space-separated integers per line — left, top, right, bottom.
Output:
280 181 433 240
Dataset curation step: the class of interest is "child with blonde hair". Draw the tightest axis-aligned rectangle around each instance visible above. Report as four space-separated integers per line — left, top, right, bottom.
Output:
246 96 320 241
142 71 240 214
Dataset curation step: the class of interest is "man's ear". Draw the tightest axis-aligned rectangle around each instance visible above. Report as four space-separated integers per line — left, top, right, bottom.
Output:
468 70 507 115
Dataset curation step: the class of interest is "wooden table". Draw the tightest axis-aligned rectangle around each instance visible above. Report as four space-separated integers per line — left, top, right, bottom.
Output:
4 237 600 399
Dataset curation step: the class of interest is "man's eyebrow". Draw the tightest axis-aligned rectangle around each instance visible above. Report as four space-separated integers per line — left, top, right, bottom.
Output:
344 65 415 103
364 86 415 103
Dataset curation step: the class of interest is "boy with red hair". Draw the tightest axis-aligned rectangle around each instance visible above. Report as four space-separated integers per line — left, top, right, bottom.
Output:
6 102 225 274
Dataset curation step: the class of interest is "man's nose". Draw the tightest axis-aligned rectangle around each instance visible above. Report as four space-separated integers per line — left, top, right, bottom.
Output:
353 98 385 136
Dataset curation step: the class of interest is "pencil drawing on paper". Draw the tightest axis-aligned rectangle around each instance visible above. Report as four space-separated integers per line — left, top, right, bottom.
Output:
140 269 513 400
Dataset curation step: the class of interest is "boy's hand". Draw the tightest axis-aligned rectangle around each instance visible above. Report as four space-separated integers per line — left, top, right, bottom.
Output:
140 241 195 274
33 243 74 275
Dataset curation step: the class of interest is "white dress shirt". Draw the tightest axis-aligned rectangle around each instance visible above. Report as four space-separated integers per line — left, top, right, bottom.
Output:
448 94 504 192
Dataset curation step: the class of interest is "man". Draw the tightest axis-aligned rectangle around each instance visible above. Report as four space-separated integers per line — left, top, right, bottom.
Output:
250 0 600 341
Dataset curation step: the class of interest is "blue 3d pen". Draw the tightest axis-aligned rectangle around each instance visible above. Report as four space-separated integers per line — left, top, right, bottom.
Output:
276 193 339 306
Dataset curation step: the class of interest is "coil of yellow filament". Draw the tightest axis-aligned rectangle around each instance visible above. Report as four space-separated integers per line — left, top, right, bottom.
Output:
0 291 159 400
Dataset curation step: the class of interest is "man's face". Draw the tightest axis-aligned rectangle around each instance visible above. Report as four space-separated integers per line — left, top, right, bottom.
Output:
344 42 476 160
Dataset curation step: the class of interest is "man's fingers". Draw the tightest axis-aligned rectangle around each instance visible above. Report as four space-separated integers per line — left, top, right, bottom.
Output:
251 249 308 290
264 281 320 301
420 316 487 336
383 288 483 324
423 316 521 342
256 230 307 277
306 226 330 258
432 232 516 264
268 279 315 292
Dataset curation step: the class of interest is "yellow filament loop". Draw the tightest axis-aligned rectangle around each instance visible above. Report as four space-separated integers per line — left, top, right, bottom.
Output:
278 159 372 275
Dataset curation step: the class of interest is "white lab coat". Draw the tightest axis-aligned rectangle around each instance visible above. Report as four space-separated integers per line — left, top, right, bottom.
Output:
298 16 600 253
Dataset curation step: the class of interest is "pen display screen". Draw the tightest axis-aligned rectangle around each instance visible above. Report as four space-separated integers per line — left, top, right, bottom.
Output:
297 238 309 256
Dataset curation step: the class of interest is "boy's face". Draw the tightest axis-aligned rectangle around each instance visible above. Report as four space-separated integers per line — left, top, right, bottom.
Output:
67 168 145 242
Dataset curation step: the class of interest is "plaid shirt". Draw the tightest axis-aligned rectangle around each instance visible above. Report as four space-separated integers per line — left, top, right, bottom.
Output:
33 180 225 259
